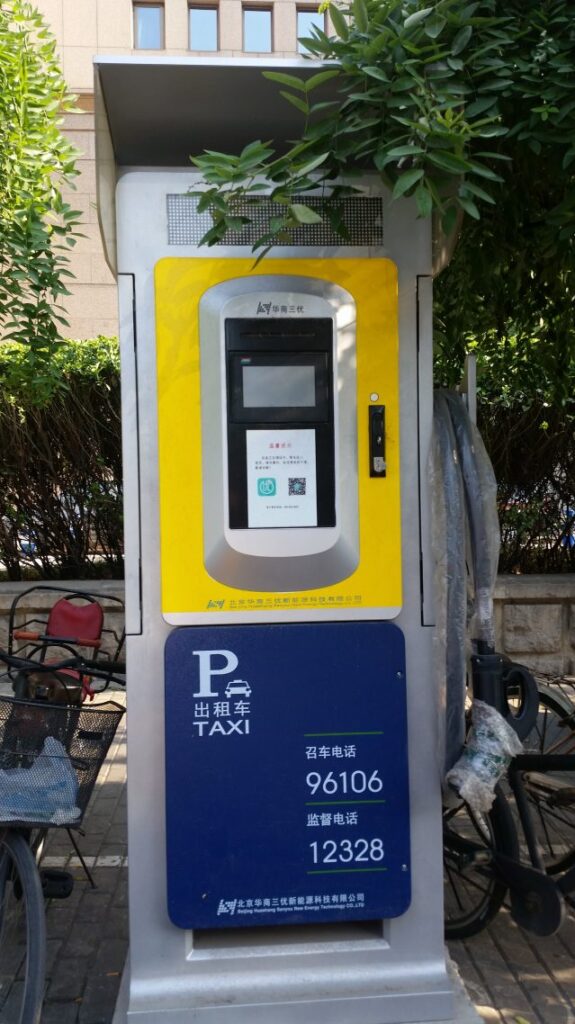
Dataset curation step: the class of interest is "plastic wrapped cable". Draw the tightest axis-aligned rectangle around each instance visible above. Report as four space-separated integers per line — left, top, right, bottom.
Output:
446 700 523 813
432 389 509 807
432 389 534 811
440 391 500 650
468 414 500 650
431 393 467 775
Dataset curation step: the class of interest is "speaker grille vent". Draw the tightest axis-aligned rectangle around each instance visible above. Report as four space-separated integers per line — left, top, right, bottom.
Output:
167 194 384 247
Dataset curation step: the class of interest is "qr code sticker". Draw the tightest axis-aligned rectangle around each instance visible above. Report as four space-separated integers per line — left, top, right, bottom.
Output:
289 477 307 496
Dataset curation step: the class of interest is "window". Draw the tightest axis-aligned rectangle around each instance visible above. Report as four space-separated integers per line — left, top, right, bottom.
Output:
189 6 218 51
133 3 164 48
297 7 325 51
243 7 272 52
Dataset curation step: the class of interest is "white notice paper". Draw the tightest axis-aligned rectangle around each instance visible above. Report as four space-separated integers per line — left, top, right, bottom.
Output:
246 429 318 528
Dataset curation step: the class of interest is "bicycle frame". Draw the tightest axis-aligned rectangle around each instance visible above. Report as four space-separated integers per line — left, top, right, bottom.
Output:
511 752 575 889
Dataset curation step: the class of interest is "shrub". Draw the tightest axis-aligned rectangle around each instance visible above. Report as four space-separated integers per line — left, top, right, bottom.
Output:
434 327 575 575
0 337 123 580
0 333 571 580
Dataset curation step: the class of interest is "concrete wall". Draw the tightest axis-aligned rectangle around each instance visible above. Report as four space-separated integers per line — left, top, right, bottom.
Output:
494 575 575 679
60 107 119 339
1 575 574 679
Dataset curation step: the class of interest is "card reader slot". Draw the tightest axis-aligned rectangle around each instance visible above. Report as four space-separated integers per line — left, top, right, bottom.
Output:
369 405 386 477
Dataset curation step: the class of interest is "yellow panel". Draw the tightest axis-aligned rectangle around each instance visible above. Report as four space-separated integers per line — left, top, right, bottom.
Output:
155 258 401 618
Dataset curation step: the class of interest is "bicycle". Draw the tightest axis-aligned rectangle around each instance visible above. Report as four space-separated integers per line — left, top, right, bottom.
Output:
443 678 575 940
516 679 575 874
0 650 126 1024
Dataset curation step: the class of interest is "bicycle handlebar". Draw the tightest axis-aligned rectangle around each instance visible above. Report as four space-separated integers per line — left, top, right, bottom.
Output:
0 647 126 684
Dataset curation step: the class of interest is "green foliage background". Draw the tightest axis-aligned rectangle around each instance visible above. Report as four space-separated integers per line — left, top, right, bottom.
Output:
0 0 80 360
191 0 575 249
434 211 575 572
0 338 123 581
0 328 570 579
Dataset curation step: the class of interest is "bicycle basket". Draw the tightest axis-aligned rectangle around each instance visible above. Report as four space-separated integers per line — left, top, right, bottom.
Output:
0 696 125 828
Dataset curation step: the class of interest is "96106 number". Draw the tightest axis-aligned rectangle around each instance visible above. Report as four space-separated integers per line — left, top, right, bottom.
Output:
306 770 383 796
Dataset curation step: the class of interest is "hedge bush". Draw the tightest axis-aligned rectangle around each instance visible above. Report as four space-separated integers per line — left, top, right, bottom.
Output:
0 334 572 580
0 337 123 580
434 328 575 575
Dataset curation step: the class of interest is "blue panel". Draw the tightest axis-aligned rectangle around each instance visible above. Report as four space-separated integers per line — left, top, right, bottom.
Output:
165 622 410 929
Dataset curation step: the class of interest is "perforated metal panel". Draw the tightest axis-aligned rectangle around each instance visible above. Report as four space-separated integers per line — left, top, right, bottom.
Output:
167 194 384 247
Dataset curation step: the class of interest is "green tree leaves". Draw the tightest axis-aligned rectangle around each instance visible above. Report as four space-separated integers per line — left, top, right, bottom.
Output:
0 337 124 580
190 67 339 252
404 7 434 30
189 0 575 256
392 167 425 198
0 1 80 360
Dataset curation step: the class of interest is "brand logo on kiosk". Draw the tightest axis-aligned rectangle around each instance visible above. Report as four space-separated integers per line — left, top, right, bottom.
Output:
255 300 305 315
191 649 251 738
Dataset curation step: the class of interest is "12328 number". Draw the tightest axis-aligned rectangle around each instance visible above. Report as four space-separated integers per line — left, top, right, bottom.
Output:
310 838 384 864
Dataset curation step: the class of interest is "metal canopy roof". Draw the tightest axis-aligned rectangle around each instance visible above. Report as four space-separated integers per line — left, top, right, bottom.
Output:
95 56 338 166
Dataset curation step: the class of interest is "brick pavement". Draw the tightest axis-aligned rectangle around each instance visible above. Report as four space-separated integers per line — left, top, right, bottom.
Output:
450 907 575 1024
35 693 128 1024
5 690 574 1024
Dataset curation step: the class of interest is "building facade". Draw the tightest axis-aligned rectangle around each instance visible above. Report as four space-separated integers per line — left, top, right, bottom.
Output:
34 0 326 338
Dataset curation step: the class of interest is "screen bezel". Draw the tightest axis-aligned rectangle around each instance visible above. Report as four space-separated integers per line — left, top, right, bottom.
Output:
225 317 336 530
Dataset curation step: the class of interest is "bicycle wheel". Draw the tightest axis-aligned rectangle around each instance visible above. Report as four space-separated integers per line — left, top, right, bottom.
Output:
444 786 518 939
521 685 575 874
0 831 46 1024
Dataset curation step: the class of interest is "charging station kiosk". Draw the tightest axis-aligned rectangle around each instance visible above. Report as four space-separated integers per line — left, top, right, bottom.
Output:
95 55 470 1024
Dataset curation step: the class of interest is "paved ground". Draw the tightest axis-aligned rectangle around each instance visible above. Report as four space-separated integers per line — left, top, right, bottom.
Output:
4 688 575 1024
39 695 128 1024
451 907 575 1024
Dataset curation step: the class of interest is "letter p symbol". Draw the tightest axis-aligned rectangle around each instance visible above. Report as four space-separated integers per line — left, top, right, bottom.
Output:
192 649 239 697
